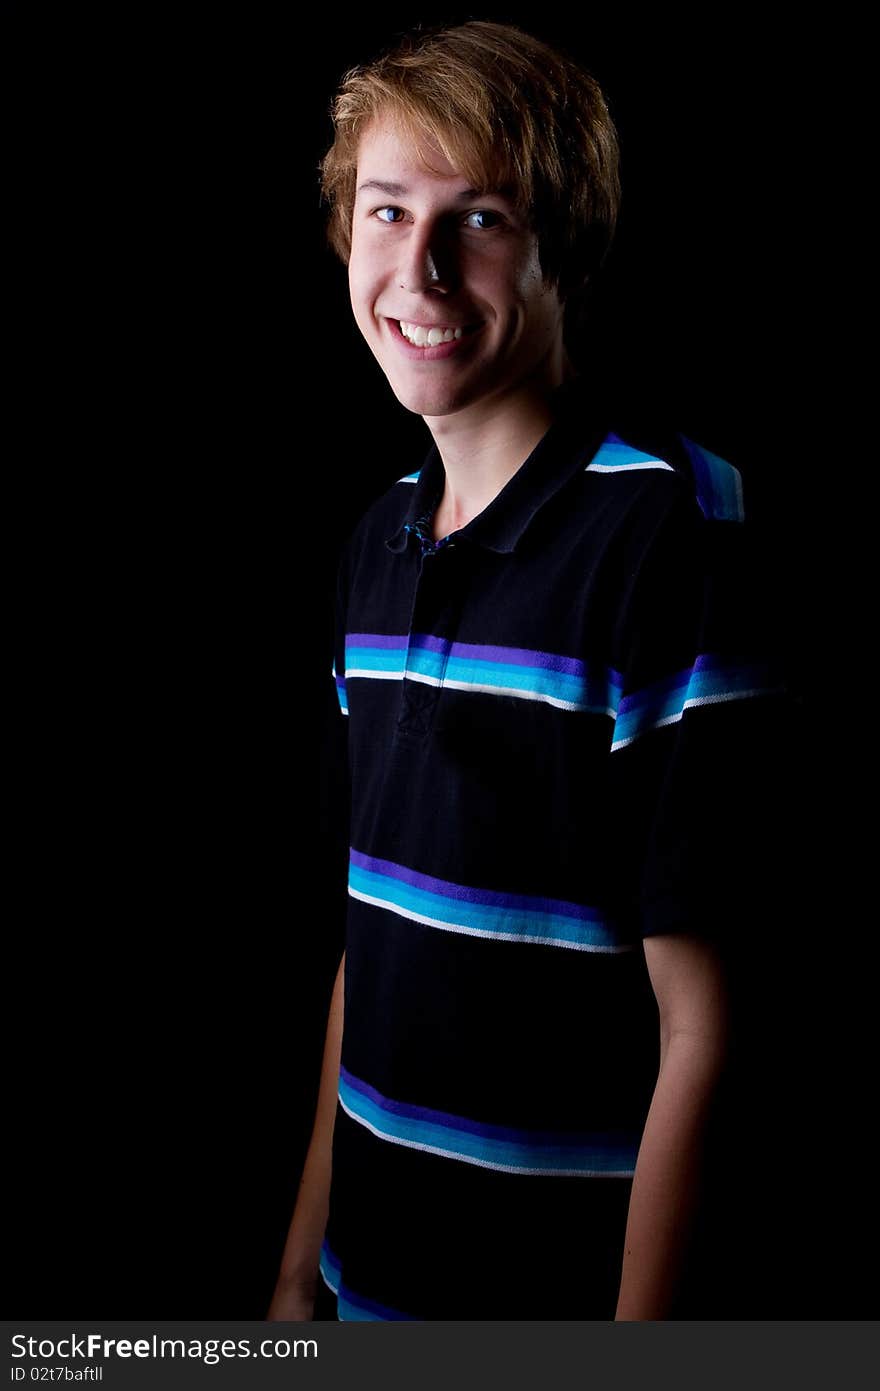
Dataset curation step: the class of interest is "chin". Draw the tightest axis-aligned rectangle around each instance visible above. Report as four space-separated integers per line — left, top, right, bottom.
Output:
389 384 468 418
383 368 485 419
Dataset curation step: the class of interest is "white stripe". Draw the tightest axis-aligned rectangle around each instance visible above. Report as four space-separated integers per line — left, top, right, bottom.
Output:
611 709 685 751
435 675 612 714
347 885 633 952
345 665 407 680
338 1095 636 1177
585 460 674 473
345 667 617 716
610 685 783 751
345 666 617 715
403 669 616 714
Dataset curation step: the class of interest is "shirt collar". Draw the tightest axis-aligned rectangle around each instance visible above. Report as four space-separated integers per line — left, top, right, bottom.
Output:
384 375 609 555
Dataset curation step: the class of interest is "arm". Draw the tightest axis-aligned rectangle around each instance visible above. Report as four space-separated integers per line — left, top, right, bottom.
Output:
614 933 729 1321
266 950 345 1320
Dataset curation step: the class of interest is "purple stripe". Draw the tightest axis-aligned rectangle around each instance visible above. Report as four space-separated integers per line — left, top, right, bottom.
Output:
347 632 408 650
349 847 604 922
407 633 453 655
413 633 586 675
340 1064 622 1148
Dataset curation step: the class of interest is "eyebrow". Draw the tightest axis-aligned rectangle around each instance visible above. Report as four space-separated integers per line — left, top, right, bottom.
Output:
356 178 514 202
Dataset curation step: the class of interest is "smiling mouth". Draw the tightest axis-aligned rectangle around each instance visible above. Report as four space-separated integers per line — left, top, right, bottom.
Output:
391 318 483 346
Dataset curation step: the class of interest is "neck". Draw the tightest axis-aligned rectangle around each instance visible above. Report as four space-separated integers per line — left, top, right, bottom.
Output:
424 352 581 542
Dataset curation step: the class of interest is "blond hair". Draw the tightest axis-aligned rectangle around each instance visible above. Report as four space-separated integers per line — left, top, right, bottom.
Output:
318 20 622 351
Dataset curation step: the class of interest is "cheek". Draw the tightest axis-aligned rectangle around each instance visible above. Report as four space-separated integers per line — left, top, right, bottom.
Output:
347 261 372 320
507 238 542 282
349 243 383 295
495 249 550 315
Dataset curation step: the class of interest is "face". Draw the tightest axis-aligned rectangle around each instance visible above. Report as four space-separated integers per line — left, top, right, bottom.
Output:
347 115 568 422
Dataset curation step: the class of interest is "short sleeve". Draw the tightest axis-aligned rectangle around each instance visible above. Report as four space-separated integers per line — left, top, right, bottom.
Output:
319 539 352 937
605 476 793 950
330 539 350 722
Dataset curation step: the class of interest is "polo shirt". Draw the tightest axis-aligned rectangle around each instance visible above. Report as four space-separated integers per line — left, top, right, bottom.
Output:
318 375 790 1321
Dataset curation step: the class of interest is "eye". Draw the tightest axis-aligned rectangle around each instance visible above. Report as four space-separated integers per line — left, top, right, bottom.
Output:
464 209 503 230
374 206 405 224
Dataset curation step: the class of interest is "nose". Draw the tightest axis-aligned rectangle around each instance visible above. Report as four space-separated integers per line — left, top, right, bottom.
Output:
398 228 458 294
401 251 440 290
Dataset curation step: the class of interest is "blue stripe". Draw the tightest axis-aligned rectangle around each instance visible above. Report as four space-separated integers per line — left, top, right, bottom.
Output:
678 435 745 522
319 1238 420 1321
340 640 777 747
343 638 621 715
345 643 408 674
318 1238 341 1291
338 1066 640 1177
331 664 348 715
585 435 675 473
611 655 782 751
337 1288 420 1321
348 857 629 953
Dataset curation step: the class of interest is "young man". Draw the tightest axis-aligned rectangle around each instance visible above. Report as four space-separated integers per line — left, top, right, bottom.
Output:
269 20 788 1321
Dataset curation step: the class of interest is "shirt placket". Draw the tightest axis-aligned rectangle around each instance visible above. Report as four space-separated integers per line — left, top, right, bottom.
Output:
396 515 465 744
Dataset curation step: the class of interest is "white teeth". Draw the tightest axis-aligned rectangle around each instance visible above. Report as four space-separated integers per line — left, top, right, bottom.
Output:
399 320 465 347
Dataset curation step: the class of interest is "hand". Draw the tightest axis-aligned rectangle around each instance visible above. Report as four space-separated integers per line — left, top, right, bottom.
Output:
266 1277 317 1321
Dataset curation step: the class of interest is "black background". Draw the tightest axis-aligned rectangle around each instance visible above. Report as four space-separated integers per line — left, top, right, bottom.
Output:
4 4 865 1319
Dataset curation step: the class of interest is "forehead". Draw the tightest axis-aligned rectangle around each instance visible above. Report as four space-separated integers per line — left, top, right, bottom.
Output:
354 116 512 200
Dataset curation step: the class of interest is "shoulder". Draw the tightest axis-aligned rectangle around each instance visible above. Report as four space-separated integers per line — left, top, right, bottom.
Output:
599 422 786 699
584 423 747 528
576 421 768 621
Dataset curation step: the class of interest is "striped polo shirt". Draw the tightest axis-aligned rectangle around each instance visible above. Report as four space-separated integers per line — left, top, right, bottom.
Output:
319 377 789 1320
